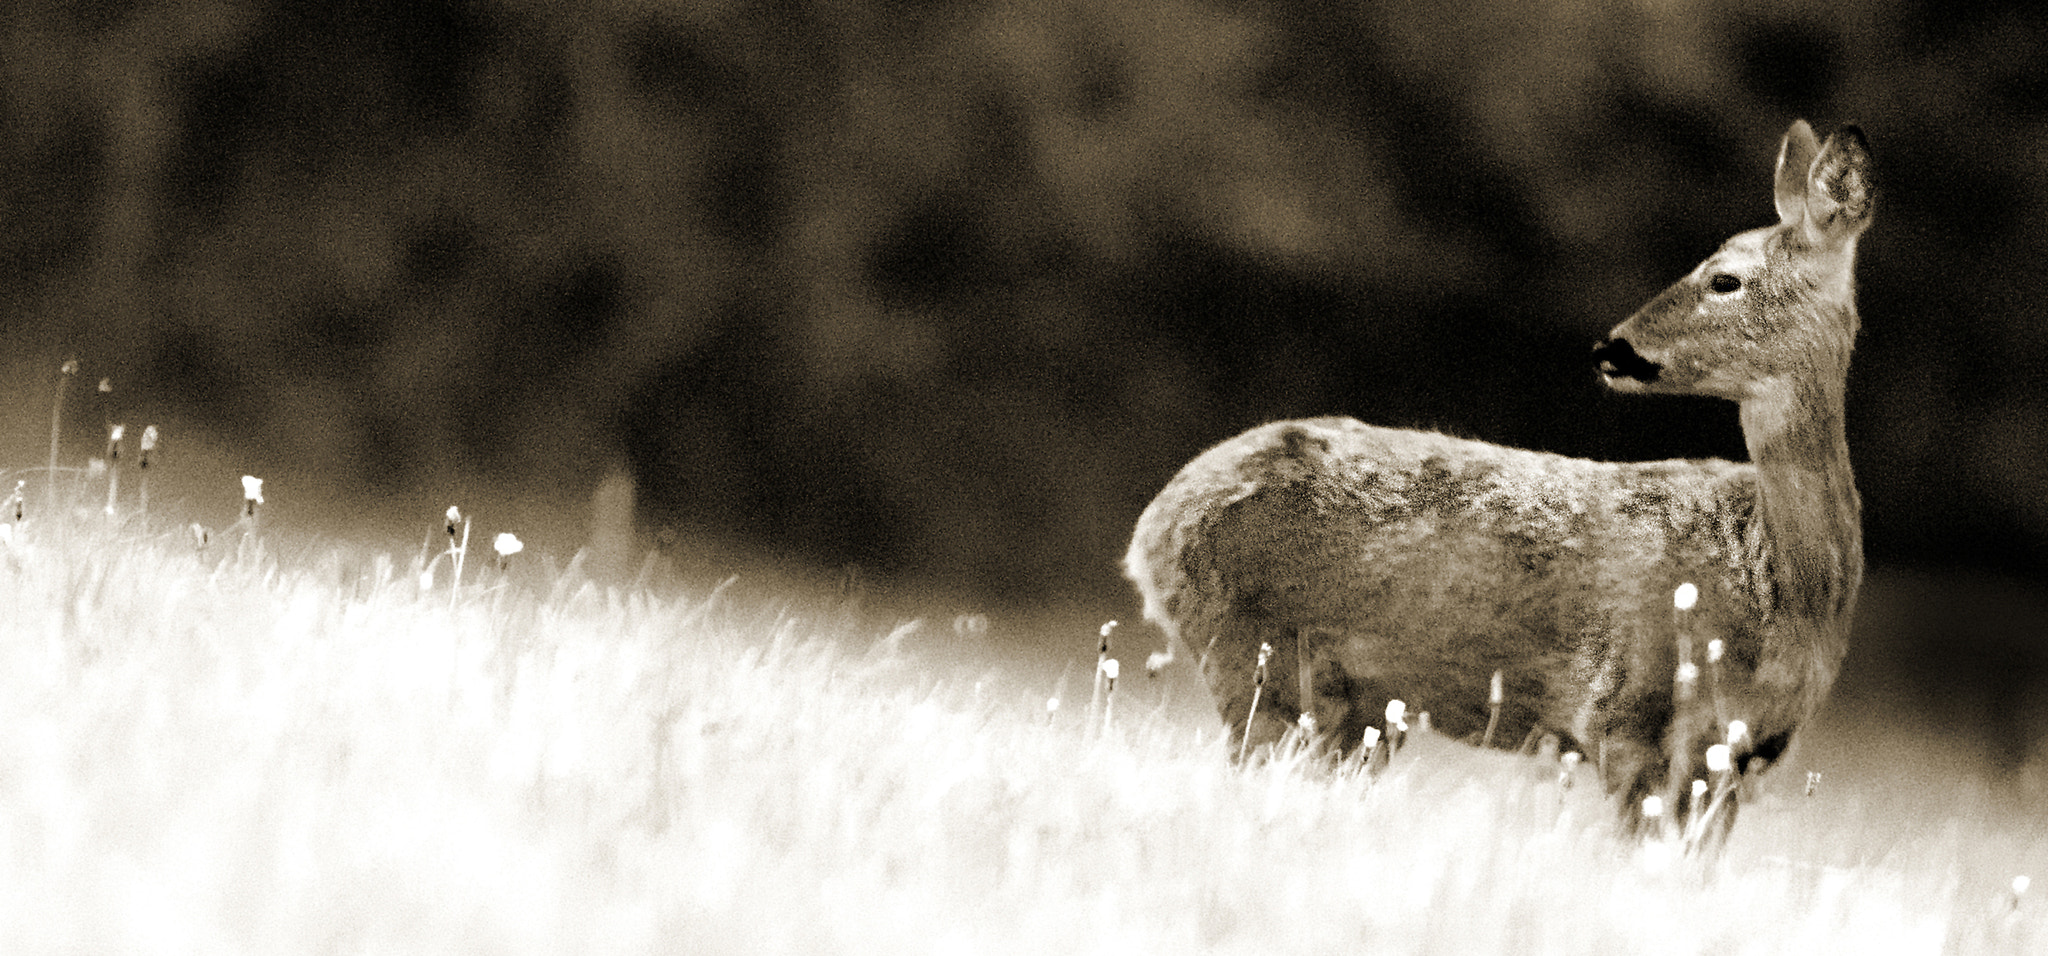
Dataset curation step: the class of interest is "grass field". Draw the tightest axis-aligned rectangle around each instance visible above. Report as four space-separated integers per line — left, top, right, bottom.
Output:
0 486 2042 954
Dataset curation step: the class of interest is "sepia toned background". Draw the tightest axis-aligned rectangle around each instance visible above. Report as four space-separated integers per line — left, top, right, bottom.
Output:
2 1 2044 771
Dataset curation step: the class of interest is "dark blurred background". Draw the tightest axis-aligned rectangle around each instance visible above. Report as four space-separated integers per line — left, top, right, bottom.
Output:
2 0 2045 773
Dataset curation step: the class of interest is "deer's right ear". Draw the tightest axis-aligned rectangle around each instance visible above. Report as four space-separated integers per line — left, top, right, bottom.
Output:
1773 120 1821 225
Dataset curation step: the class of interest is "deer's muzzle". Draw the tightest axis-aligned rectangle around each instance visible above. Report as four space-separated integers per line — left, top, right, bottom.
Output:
1594 338 1662 384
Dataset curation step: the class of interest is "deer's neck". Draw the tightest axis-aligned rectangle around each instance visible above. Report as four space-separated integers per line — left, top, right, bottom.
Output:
1739 371 1862 626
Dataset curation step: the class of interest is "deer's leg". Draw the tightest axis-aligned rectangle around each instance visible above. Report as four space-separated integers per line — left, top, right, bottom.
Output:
1295 631 1385 756
1196 607 1392 762
1191 604 1303 760
1602 742 1671 837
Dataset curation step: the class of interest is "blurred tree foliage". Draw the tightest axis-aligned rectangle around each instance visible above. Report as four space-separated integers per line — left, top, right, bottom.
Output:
2 0 2044 602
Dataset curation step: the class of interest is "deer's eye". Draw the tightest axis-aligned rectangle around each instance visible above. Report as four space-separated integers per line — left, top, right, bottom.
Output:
1708 273 1742 294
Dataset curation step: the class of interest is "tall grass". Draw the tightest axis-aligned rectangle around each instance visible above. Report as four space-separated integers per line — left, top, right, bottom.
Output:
0 505 2039 954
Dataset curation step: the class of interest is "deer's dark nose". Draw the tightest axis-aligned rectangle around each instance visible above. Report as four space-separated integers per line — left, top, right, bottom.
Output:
1594 338 1661 383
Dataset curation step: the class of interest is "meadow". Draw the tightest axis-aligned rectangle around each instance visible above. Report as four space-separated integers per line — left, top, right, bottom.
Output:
0 463 2042 954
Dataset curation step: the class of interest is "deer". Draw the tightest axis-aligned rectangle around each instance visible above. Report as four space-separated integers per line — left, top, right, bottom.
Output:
1125 120 1872 840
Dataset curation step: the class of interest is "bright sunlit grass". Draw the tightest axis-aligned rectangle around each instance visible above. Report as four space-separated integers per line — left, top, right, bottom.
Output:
0 485 2041 953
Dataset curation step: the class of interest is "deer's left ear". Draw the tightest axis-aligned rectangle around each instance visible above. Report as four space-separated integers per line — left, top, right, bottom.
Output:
1803 126 1874 246
1773 120 1821 225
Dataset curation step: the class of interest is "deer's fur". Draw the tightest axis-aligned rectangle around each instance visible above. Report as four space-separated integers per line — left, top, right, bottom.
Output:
1125 121 1872 831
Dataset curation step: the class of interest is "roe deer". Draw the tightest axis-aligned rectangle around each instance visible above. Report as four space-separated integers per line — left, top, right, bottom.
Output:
1125 121 1872 837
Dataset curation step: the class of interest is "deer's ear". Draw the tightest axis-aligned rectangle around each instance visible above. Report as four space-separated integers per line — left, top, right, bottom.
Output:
1774 120 1821 225
1804 125 1874 245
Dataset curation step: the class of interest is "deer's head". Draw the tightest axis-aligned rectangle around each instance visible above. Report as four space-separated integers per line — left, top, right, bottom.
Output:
1595 121 1873 404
